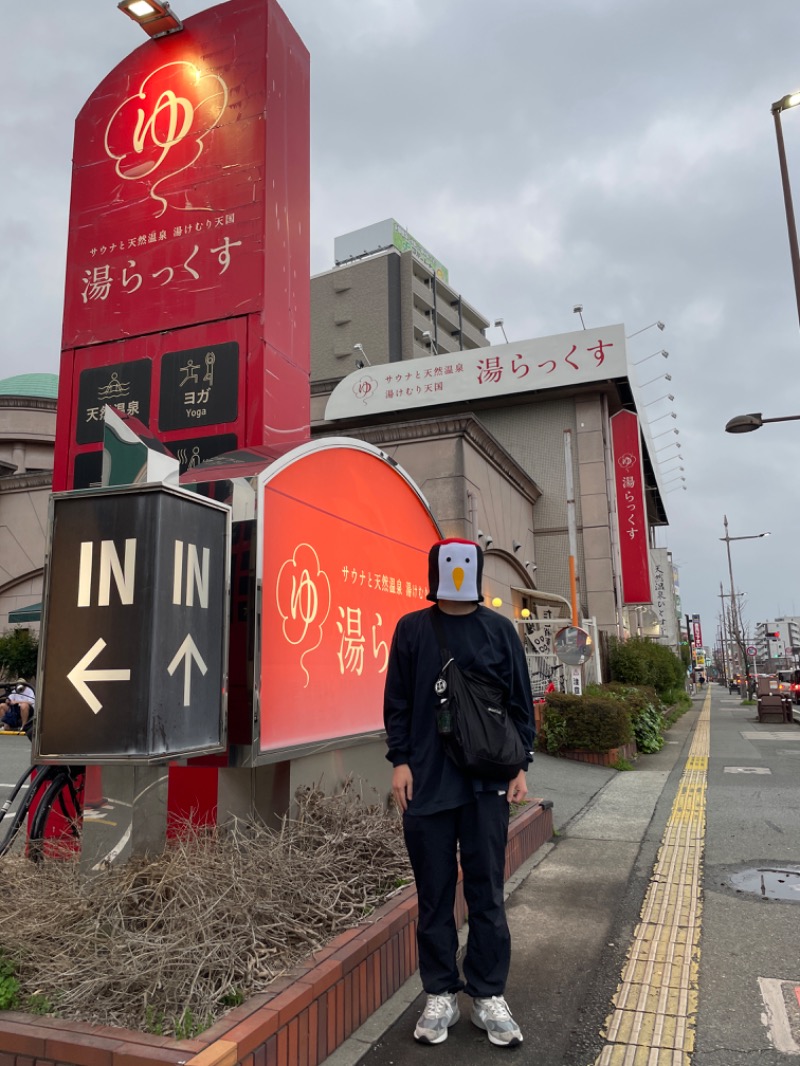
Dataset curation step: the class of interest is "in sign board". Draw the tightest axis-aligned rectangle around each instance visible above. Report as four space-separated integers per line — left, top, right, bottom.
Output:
257 440 441 755
36 485 230 763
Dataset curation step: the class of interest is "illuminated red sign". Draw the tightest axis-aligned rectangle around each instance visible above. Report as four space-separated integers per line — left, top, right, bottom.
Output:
55 0 310 491
258 442 441 752
611 410 652 605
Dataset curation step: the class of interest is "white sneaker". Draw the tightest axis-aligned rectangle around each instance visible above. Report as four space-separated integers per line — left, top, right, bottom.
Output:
471 995 523 1046
413 992 460 1044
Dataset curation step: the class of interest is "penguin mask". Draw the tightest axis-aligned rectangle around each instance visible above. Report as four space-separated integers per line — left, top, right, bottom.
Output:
427 538 483 603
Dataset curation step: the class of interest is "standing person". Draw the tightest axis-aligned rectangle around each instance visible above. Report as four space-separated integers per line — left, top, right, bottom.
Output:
384 538 535 1047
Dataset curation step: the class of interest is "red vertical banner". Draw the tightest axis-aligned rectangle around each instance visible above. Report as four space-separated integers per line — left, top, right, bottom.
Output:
54 0 310 492
692 614 703 648
611 410 652 605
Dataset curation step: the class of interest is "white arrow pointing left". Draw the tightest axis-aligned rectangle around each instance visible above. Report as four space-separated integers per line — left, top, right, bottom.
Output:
67 638 131 714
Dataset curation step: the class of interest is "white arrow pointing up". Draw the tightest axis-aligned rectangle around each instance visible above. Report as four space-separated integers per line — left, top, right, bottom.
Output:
167 634 208 707
67 638 131 714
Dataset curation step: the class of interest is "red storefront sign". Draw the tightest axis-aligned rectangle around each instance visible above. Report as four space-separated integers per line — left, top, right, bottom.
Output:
54 0 310 491
611 410 652 605
692 614 703 648
258 443 441 753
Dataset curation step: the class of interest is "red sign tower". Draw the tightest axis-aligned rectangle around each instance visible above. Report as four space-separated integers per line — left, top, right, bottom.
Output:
54 0 310 492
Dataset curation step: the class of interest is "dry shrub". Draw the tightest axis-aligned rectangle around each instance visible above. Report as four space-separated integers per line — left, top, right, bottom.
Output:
0 781 410 1035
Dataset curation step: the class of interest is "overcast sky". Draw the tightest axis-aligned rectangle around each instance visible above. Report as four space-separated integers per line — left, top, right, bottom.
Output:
4 0 800 649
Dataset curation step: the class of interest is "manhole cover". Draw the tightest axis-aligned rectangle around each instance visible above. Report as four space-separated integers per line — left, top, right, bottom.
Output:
729 866 800 900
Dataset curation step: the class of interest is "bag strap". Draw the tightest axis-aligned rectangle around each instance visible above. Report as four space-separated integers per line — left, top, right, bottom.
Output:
429 606 452 666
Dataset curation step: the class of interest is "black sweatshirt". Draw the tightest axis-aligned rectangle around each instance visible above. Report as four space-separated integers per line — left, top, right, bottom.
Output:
383 605 536 816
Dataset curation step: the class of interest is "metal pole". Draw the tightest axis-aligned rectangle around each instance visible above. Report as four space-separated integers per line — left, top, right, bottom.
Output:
563 430 579 626
772 105 800 332
723 514 746 689
719 582 729 683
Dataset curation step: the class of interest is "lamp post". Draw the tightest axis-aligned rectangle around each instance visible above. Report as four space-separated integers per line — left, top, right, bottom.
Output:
720 515 770 695
627 321 666 339
655 439 681 454
772 91 800 331
644 392 674 407
649 410 677 427
725 411 800 433
632 349 669 367
640 372 672 389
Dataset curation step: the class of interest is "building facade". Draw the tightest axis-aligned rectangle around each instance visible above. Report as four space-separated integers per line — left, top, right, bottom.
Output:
311 228 670 643
0 374 58 631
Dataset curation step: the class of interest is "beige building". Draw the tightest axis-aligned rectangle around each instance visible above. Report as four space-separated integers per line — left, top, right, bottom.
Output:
0 374 57 631
311 228 668 646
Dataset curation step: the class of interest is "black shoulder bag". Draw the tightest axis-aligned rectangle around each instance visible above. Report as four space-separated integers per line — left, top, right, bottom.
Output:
430 607 526 781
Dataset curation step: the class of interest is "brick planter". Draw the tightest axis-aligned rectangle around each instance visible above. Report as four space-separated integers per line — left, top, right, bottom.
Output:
560 741 637 767
0 800 553 1066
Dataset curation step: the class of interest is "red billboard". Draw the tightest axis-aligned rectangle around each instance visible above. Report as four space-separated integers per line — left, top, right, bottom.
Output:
54 0 310 491
611 410 652 605
258 441 441 753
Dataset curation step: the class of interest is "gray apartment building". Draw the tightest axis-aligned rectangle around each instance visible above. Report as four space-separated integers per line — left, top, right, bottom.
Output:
311 218 490 383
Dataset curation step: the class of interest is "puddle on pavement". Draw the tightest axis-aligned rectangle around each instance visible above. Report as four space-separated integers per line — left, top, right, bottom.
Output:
729 865 800 901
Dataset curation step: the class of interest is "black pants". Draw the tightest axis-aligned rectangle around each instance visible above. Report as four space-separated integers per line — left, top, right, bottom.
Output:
403 792 510 997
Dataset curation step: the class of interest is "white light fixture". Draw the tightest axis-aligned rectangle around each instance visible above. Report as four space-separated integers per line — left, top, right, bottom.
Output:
627 320 666 338
640 372 672 388
632 349 669 367
117 0 184 36
421 330 438 355
643 393 674 407
573 304 586 329
524 561 538 572
484 536 494 549
649 411 677 426
352 342 372 368
512 540 522 553
494 319 509 343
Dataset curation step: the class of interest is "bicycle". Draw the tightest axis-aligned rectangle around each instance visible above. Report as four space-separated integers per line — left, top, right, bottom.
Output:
0 724 85 862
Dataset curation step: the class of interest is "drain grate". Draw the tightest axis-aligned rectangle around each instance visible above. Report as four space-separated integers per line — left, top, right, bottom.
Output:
729 865 800 901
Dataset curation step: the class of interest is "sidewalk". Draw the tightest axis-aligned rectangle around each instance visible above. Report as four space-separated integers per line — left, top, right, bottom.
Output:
322 695 703 1066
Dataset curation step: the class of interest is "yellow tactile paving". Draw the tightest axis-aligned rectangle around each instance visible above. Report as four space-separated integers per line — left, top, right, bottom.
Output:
594 690 710 1064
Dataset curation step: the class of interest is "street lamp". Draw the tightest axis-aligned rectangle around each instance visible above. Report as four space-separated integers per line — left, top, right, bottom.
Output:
725 411 800 433
640 372 672 388
117 0 183 36
660 453 683 466
720 514 771 690
771 91 800 331
632 349 669 366
649 411 677 427
627 321 666 339
652 426 679 441
494 319 509 343
644 392 674 407
655 439 680 454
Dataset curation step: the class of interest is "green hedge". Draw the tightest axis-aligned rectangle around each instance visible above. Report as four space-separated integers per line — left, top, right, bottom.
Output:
539 692 633 755
587 682 665 753
0 629 38 682
607 636 685 701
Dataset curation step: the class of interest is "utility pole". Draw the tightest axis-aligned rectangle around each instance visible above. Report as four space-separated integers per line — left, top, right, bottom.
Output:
719 582 730 684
